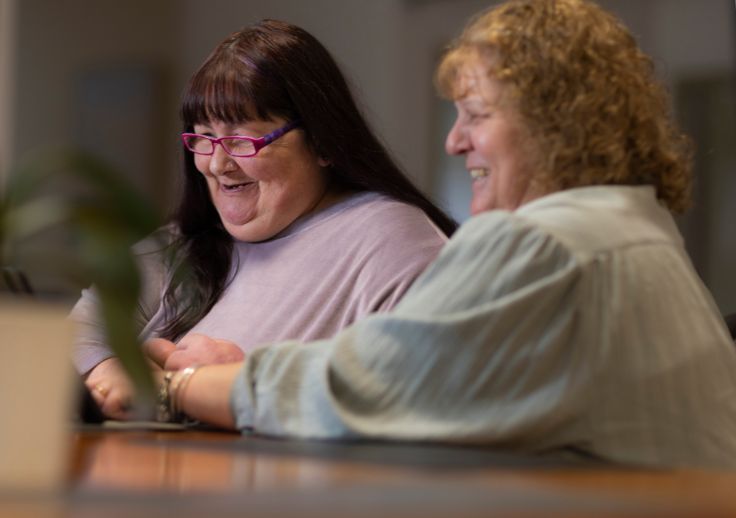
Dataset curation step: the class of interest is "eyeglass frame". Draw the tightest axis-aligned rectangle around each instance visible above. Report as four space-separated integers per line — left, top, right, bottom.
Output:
181 120 302 158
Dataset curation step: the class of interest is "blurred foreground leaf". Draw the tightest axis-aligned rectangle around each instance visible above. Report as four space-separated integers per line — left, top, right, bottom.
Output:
1 150 163 415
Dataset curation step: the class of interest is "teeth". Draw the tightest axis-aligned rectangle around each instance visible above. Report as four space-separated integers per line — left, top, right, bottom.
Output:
470 168 488 179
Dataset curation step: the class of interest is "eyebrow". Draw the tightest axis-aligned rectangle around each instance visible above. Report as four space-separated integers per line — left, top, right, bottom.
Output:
457 96 490 110
192 123 251 134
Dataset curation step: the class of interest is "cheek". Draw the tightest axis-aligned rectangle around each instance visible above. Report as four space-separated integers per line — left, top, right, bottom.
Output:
268 155 320 191
193 156 210 175
474 131 498 164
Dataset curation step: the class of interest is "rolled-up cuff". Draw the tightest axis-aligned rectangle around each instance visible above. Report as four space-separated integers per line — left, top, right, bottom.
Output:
230 362 256 431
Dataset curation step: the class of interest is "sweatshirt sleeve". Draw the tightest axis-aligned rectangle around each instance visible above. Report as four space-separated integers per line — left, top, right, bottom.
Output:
231 212 589 446
69 230 171 375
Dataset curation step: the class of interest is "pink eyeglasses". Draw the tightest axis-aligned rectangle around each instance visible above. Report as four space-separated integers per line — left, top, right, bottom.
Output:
181 120 301 158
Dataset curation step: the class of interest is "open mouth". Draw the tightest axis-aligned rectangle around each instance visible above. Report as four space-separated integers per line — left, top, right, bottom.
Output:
470 168 489 180
221 181 255 193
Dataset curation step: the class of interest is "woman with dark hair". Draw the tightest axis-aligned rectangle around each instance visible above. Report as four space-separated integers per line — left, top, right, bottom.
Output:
72 19 456 419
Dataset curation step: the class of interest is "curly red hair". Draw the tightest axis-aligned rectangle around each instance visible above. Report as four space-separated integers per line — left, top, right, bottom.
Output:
437 0 693 213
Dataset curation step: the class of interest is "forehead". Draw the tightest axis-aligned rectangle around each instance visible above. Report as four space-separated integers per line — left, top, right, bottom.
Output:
193 117 281 129
453 63 504 106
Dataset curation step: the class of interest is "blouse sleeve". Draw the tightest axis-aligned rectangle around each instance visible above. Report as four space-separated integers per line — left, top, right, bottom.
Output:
231 212 592 446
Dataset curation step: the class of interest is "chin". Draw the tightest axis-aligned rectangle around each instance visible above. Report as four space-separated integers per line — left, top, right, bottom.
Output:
470 202 493 215
224 222 280 243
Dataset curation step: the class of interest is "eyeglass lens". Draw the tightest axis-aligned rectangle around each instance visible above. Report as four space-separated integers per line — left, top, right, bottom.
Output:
184 136 256 157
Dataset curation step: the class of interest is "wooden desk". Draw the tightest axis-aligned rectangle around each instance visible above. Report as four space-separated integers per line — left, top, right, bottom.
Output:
3 427 736 517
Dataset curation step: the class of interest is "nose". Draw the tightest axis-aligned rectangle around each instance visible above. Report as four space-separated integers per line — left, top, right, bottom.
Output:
445 118 469 156
208 143 236 176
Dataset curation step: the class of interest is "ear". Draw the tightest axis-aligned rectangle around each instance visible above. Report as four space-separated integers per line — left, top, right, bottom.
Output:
318 156 331 167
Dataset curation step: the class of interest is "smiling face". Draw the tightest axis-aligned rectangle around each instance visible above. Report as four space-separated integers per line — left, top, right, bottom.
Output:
192 117 330 242
445 65 540 215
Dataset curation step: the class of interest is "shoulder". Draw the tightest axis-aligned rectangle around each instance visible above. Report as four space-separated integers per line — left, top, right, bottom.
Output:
285 191 447 255
131 223 179 257
333 192 448 243
312 193 448 291
395 209 581 315
438 209 576 279
128 224 179 293
514 186 682 257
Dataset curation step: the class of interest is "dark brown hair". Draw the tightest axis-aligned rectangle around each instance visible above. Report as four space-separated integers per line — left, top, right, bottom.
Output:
162 19 457 340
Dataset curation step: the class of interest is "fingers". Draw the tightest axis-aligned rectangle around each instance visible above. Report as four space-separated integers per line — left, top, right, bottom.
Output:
88 381 108 408
162 335 245 370
144 338 178 368
84 358 136 420
163 350 190 371
99 390 133 420
86 381 133 420
93 384 109 398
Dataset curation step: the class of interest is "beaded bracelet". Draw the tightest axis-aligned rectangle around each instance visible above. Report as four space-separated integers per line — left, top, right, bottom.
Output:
156 371 176 422
156 366 201 422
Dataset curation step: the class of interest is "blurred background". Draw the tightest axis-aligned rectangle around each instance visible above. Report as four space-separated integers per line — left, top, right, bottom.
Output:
0 0 734 314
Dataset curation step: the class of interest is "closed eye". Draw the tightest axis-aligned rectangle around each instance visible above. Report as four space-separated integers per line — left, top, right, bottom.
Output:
463 110 492 124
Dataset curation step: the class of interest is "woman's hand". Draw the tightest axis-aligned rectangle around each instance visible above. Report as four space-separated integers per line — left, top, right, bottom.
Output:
144 334 244 371
84 357 135 420
143 338 177 369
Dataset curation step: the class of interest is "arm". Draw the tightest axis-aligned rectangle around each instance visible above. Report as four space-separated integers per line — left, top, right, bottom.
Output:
71 229 172 419
176 363 242 429
183 213 589 443
70 286 117 374
73 287 135 420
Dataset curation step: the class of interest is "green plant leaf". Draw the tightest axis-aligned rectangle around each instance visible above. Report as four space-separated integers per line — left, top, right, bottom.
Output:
1 149 164 415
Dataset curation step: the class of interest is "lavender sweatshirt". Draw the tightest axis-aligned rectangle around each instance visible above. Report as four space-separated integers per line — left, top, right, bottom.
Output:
71 192 447 374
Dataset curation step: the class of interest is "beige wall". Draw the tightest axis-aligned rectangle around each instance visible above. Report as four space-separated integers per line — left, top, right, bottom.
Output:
12 0 181 206
12 0 732 194
5 0 735 311
0 0 18 180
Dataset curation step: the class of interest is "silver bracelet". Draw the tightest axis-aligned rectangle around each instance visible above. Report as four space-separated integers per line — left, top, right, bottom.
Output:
169 366 200 418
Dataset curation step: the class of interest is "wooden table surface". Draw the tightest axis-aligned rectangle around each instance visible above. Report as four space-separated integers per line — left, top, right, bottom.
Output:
3 426 736 517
